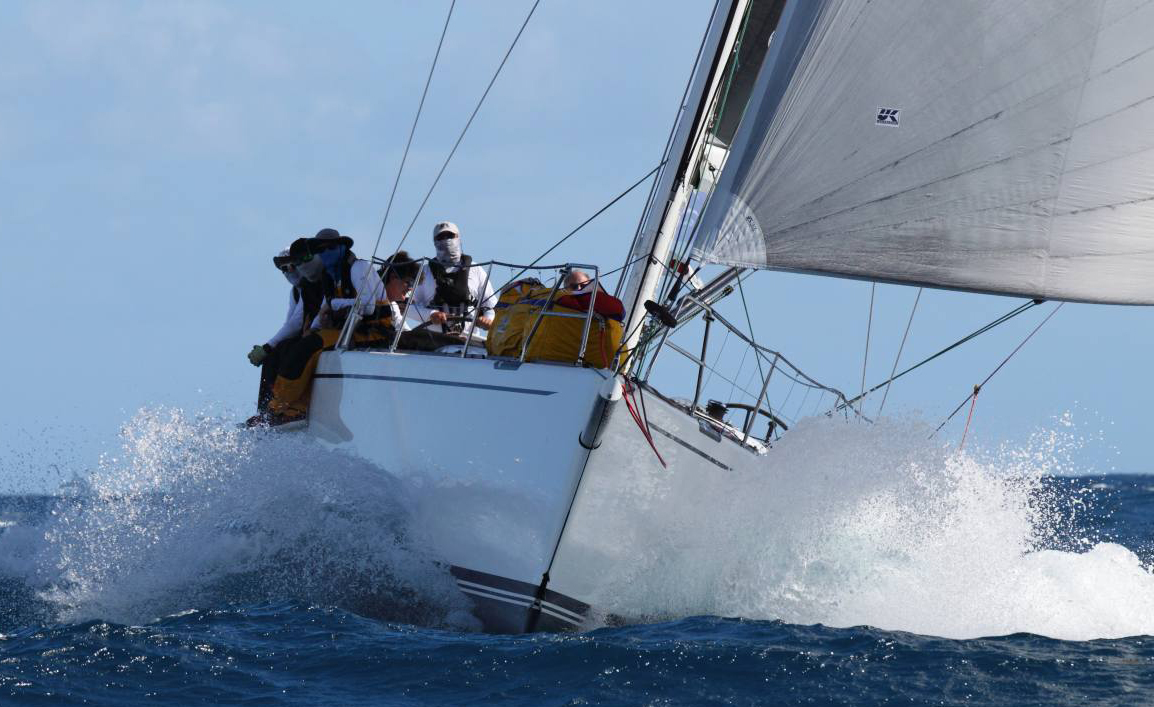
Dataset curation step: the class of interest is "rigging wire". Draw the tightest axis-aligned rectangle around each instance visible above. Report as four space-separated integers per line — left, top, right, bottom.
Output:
932 302 1065 438
615 0 722 299
598 252 652 293
811 389 827 416
859 282 876 415
834 299 1043 414
633 0 753 313
495 163 664 293
795 385 812 420
877 287 922 417
726 345 750 402
391 0 543 256
701 326 730 393
779 377 798 412
659 0 757 305
737 275 765 384
368 0 456 269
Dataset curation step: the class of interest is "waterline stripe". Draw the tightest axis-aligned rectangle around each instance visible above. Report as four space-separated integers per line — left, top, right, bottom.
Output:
315 373 556 396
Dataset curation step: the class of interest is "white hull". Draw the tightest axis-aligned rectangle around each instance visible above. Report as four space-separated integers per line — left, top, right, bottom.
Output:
308 349 763 632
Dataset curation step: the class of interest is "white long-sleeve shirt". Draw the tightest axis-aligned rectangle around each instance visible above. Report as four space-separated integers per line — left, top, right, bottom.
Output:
411 260 497 321
309 258 385 330
266 288 305 347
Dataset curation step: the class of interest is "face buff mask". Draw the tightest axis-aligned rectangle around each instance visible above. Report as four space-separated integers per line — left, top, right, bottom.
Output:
434 236 462 267
319 245 348 281
282 269 302 287
296 255 325 282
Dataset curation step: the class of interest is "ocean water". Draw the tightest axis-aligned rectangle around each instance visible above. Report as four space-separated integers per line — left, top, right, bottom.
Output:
1 409 1152 706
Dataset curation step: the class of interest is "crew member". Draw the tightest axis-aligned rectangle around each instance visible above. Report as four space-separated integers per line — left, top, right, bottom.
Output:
252 228 385 426
247 246 323 413
377 250 420 331
561 268 625 320
411 221 496 332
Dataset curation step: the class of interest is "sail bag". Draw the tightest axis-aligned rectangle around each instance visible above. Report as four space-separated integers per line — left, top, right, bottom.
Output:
486 283 623 368
693 0 1154 304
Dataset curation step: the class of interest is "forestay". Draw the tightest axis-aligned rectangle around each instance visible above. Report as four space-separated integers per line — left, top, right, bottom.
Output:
692 0 1154 304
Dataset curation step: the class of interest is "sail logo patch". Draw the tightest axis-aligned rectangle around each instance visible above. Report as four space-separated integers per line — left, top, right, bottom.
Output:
876 107 900 127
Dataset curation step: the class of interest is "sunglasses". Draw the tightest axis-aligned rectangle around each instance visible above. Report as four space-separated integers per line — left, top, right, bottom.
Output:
278 264 296 273
434 232 458 241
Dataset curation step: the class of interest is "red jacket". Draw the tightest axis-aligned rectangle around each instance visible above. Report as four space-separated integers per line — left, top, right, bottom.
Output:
555 286 625 322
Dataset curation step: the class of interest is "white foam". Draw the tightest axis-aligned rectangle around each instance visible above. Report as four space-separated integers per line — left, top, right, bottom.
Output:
586 417 1154 641
12 408 472 628
9 408 1153 641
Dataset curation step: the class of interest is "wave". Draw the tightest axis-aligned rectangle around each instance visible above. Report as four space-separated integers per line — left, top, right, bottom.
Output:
2 408 1152 641
582 416 1154 641
0 408 474 630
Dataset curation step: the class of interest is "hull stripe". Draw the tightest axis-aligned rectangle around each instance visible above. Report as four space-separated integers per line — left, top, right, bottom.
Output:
314 373 556 396
458 586 531 608
450 566 591 618
457 586 583 626
456 579 585 623
449 566 591 630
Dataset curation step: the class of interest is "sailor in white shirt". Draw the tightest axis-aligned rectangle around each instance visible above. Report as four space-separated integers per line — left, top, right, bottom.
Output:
249 247 321 413
411 221 496 332
257 248 305 354
253 229 386 427
296 228 385 331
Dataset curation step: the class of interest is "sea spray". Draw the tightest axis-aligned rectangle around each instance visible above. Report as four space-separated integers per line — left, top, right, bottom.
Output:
581 416 1154 640
4 408 472 629
4 408 1153 641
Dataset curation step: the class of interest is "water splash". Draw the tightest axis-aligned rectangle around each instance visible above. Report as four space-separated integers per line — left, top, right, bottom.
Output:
584 416 1154 641
4 408 1152 641
2 408 472 629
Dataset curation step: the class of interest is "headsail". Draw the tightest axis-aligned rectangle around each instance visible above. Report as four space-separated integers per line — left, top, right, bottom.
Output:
693 0 1154 304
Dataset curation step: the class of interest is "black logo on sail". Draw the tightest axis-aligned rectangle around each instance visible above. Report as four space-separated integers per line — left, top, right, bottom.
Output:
876 107 900 127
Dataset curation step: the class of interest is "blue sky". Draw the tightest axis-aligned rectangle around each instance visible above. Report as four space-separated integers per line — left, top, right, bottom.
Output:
1 1 1150 491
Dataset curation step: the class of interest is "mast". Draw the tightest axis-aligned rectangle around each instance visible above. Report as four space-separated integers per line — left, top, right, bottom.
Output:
618 0 750 368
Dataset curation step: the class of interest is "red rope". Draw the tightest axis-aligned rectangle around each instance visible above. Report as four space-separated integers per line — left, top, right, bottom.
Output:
622 379 667 468
959 385 980 449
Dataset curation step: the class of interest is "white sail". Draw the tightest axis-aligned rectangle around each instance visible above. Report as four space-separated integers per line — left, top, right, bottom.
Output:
693 0 1154 304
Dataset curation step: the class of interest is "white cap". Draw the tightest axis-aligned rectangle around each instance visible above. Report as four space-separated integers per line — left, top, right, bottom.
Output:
433 221 460 239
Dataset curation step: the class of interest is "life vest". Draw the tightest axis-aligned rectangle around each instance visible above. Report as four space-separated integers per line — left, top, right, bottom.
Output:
554 286 625 322
319 254 364 328
428 255 474 307
322 254 358 302
298 281 325 337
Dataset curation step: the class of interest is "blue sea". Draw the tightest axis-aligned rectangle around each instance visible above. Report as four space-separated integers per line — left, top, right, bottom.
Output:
1 411 1152 705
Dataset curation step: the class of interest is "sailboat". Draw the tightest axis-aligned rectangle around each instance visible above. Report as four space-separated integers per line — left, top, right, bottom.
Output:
303 0 1154 632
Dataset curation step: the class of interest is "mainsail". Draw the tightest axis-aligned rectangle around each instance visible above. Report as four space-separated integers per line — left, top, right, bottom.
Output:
692 0 1154 304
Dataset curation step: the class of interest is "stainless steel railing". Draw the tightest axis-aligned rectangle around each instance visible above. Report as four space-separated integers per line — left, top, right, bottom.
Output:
337 258 605 367
639 294 861 446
